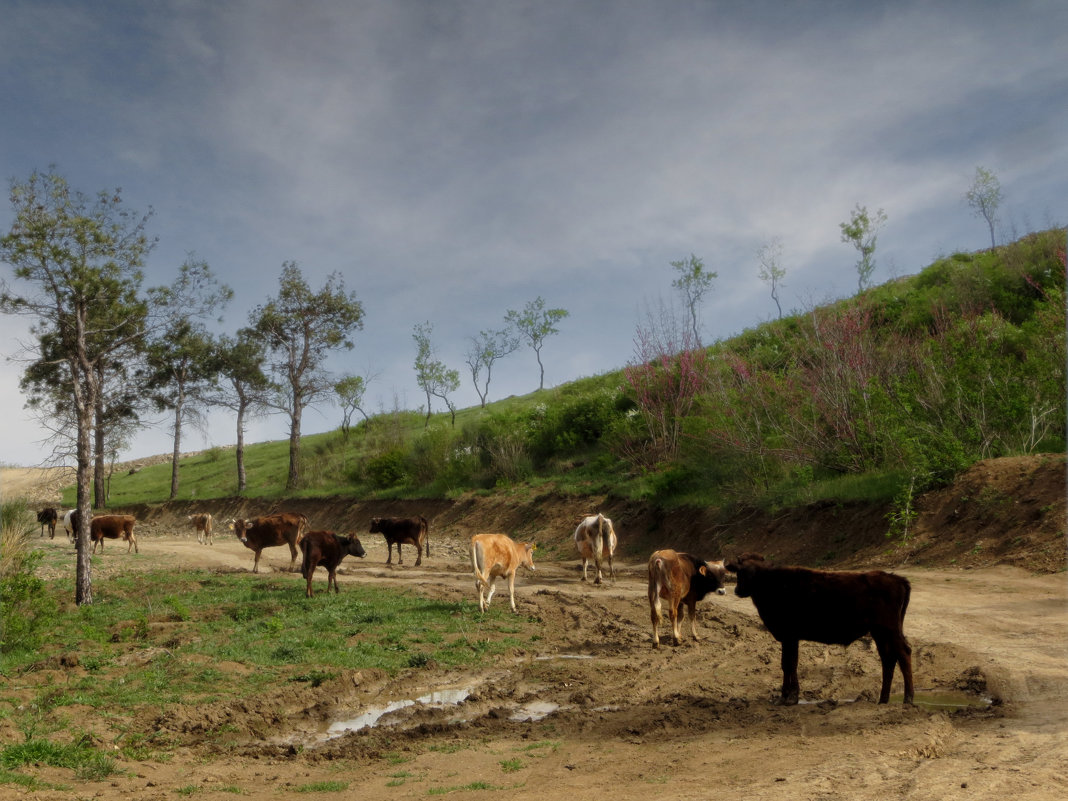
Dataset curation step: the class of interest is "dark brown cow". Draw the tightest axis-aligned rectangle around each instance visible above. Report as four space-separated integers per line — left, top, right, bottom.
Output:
299 530 367 597
37 507 58 539
229 513 309 573
725 553 914 705
90 514 138 553
648 549 727 648
369 516 430 566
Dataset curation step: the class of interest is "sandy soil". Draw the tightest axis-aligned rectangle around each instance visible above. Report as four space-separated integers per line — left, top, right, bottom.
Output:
4 455 1066 800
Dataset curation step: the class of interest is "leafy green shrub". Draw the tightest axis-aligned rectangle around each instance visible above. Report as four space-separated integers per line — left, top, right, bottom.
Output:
364 449 408 488
1 502 57 655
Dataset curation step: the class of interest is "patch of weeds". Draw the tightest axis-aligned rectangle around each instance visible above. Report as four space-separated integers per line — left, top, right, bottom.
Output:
175 785 202 796
290 669 337 688
386 770 420 787
164 596 192 622
0 737 118 781
498 758 523 773
382 751 412 766
218 786 245 794
406 652 431 668
291 780 349 792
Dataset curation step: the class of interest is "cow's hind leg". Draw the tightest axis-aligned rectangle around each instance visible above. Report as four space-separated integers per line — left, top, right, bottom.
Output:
669 601 682 647
779 639 801 705
875 632 914 704
650 588 663 648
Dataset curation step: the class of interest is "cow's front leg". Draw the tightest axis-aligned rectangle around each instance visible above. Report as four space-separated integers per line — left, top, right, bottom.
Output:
779 639 800 705
686 600 701 642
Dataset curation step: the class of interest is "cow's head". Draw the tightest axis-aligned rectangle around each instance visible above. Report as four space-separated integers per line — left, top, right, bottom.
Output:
228 518 251 541
521 542 536 572
368 518 382 533
725 553 765 598
342 535 367 559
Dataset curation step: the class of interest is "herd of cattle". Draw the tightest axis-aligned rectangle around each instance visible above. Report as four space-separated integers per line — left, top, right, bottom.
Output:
35 505 914 706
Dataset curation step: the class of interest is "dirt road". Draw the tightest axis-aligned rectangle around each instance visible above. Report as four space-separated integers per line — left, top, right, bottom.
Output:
24 530 1066 801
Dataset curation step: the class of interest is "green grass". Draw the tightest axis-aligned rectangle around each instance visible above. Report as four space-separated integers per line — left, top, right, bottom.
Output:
0 737 118 782
0 568 536 768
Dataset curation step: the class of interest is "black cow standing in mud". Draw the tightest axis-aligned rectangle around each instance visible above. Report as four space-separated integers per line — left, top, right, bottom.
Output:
369 516 430 566
726 553 914 705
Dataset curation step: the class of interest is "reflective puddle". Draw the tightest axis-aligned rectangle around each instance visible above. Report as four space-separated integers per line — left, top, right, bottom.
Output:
509 701 559 722
326 688 473 739
533 654 595 661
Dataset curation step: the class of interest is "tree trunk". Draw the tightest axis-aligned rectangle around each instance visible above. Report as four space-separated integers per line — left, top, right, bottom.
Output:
286 400 302 490
93 389 106 508
235 401 247 493
169 401 182 500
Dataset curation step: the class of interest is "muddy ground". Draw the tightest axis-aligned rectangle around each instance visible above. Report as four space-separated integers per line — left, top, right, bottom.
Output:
4 455 1066 800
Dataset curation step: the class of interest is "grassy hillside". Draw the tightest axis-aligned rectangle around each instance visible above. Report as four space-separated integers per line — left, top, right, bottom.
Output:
82 228 1066 513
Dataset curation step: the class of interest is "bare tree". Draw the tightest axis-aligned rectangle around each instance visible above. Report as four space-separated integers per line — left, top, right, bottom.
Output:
465 326 520 408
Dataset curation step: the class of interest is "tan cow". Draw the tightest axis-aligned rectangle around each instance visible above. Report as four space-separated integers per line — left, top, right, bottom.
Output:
573 512 617 584
648 549 726 648
470 533 536 614
90 514 139 554
188 512 214 545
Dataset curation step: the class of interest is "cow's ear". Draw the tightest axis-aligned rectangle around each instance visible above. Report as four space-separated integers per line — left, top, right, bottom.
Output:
698 565 708 576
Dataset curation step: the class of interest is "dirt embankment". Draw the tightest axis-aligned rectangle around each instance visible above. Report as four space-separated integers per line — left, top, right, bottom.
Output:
96 453 1065 575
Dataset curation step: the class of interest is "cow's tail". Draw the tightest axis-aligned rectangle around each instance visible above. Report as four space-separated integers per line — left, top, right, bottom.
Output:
421 516 430 557
648 556 666 620
300 537 310 579
470 539 489 587
297 514 309 545
899 576 912 626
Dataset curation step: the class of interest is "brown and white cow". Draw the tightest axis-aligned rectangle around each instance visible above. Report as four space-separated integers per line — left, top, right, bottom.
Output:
90 514 139 554
470 533 536 614
62 509 79 543
648 549 727 648
299 530 367 597
369 516 430 566
725 552 914 705
187 512 214 545
229 513 309 573
573 512 617 584
37 507 58 539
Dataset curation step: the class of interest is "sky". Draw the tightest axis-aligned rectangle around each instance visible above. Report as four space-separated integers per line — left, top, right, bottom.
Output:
1 0 1065 468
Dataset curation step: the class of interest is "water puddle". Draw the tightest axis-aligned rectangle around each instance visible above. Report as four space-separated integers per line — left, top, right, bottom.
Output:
326 687 473 739
509 701 560 722
533 654 595 661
